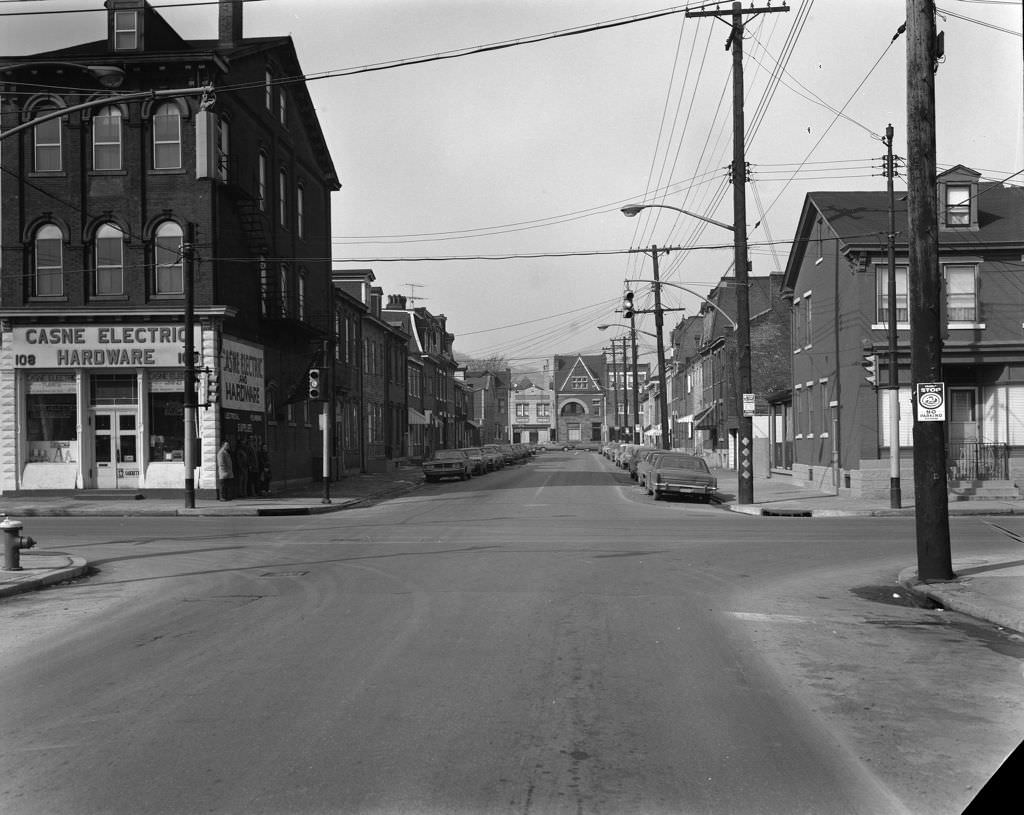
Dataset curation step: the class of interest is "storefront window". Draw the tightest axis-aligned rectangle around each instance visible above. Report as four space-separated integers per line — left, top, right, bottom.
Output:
27 394 78 463
148 392 184 461
91 373 137 405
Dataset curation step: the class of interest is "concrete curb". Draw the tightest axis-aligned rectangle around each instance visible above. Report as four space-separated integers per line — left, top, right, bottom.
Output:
0 555 88 599
898 566 1024 636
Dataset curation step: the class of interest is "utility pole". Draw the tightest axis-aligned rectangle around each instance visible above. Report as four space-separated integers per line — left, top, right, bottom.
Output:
605 344 619 443
884 124 902 509
629 320 641 445
906 0 953 580
182 223 197 509
618 337 629 441
687 1 788 504
322 337 332 505
650 247 672 450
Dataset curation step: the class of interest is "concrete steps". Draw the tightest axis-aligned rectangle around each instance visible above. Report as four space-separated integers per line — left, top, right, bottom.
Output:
949 480 1021 501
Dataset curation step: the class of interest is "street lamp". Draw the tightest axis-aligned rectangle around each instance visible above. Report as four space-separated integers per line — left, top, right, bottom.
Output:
622 201 754 504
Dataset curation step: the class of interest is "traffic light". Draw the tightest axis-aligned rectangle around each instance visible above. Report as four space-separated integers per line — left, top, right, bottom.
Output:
623 291 635 319
205 369 219 405
308 368 326 401
862 353 877 387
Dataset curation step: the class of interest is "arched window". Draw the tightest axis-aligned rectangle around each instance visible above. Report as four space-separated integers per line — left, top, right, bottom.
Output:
95 223 124 295
152 102 181 169
93 105 122 170
154 222 183 294
33 105 62 172
34 224 63 297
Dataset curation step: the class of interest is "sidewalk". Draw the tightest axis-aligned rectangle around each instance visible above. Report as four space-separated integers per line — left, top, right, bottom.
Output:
711 468 1024 636
2 461 1022 636
0 465 425 599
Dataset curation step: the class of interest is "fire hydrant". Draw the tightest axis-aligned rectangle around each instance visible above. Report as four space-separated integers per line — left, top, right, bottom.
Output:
1 515 36 571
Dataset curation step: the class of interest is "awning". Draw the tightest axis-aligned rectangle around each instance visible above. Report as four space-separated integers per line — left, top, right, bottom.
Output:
408 407 429 426
693 403 717 430
677 414 693 424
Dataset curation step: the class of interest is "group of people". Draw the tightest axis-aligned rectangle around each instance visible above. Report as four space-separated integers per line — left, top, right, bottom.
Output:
216 435 270 501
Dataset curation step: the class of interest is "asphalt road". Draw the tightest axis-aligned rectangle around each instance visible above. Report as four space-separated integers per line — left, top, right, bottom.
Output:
1 452 1021 815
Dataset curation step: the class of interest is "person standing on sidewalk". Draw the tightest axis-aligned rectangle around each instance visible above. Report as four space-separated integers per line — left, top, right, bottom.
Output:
234 436 250 499
247 435 260 496
217 439 234 501
257 442 271 496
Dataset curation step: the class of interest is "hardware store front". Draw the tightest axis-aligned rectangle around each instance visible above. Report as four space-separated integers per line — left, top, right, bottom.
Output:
2 323 207 492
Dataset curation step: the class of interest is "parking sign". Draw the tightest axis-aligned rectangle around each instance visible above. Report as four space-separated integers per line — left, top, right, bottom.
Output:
915 382 946 422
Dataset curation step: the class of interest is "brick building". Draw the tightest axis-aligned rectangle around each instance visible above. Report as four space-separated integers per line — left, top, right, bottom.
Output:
0 0 339 493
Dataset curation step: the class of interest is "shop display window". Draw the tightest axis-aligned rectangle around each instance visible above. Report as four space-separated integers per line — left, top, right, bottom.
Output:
27 394 78 463
149 393 185 461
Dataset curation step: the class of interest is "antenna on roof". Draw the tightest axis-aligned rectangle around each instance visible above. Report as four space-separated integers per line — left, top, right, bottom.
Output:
404 283 427 306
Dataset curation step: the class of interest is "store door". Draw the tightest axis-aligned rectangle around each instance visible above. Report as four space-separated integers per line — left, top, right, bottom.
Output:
94 410 140 489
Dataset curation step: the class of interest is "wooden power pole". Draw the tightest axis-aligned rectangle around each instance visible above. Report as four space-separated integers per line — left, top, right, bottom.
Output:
906 0 954 581
687 2 789 504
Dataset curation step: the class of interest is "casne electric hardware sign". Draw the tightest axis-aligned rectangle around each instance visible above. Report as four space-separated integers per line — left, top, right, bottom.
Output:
915 382 946 422
12 325 201 369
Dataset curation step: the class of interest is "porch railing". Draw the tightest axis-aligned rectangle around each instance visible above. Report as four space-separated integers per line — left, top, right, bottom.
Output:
947 442 1009 481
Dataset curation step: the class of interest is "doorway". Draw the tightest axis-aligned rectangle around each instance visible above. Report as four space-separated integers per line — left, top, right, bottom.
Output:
94 409 140 488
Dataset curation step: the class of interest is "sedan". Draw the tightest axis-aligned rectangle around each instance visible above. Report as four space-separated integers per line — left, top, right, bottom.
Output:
644 453 717 502
423 449 472 482
460 447 488 476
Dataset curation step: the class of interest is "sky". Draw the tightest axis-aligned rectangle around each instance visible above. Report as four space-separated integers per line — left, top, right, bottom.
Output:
2 0 1021 382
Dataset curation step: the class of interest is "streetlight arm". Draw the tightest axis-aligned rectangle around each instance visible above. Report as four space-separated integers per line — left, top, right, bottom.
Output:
598 323 658 339
623 278 738 330
621 203 734 233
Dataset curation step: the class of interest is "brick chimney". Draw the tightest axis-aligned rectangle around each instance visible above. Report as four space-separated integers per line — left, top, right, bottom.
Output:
387 294 408 310
219 0 243 48
370 287 383 318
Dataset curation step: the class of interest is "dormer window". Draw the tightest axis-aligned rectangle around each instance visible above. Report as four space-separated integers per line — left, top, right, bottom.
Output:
937 165 980 230
114 11 137 49
945 185 970 226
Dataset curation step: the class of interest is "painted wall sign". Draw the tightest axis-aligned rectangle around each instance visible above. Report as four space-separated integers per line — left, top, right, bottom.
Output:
220 336 265 413
12 325 200 368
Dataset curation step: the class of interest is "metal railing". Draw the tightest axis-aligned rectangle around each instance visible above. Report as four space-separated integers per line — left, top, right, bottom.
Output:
947 442 1009 481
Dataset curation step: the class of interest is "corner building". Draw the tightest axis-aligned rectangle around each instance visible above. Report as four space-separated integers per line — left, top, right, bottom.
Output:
0 1 339 492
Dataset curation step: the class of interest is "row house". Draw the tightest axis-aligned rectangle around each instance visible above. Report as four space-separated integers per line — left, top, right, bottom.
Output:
382 296 460 459
670 274 790 471
464 368 511 444
0 0 339 493
330 271 407 473
510 380 553 444
782 166 1024 497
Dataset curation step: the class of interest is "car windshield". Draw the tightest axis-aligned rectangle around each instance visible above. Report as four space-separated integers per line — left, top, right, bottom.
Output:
433 450 465 460
655 455 709 472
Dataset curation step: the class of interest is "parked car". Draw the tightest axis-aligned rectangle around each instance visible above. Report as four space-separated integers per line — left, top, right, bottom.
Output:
479 446 503 470
615 444 636 469
482 444 507 468
635 449 666 488
625 446 659 480
460 447 488 475
423 449 472 482
644 453 717 502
